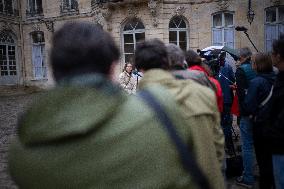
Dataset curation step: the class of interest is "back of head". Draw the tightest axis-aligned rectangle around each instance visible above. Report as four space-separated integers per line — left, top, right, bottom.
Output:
51 21 120 81
273 34 284 60
185 49 202 67
134 39 169 71
252 52 273 73
166 43 186 70
239 47 252 59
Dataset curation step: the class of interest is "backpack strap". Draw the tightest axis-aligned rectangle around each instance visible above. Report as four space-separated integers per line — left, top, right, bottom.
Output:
138 90 211 189
259 85 274 108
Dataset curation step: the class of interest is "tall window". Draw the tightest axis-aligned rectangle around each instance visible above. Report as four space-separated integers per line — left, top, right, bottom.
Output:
31 31 46 79
169 16 188 51
61 0 78 13
122 18 145 63
0 31 17 77
265 6 284 52
26 0 43 17
0 0 14 15
212 12 234 48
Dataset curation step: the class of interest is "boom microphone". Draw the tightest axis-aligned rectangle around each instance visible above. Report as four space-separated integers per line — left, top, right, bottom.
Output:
235 26 248 32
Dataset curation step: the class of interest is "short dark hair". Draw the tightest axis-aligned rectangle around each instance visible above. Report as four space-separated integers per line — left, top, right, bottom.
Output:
134 39 169 71
252 52 273 73
166 43 186 70
51 21 120 81
273 34 284 60
185 49 202 67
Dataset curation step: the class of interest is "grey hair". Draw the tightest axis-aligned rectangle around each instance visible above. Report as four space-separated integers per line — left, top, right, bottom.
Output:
166 43 186 69
239 47 252 58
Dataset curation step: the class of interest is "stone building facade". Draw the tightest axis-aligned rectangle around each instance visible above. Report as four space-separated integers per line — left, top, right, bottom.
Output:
0 0 283 87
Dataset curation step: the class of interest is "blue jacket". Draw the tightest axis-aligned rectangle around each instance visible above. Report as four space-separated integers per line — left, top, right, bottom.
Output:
243 72 276 121
218 62 235 104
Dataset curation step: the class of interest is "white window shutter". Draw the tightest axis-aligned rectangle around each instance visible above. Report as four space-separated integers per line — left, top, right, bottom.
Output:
265 25 278 52
224 28 234 48
32 44 45 79
212 28 222 46
279 24 284 36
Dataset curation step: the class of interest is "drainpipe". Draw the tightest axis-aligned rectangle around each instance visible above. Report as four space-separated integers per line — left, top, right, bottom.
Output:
18 0 27 86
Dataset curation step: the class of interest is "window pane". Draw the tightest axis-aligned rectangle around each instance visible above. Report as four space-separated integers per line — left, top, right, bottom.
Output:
212 28 223 46
179 31 187 42
136 21 145 30
179 42 187 51
279 7 284 22
213 14 222 27
225 13 233 26
0 1 3 12
179 19 186 28
135 33 145 43
124 34 133 44
169 31 177 43
124 44 134 54
266 8 276 23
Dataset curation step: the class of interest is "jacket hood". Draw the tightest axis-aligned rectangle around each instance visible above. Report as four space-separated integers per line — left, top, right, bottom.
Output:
139 69 218 117
19 74 126 145
257 72 276 85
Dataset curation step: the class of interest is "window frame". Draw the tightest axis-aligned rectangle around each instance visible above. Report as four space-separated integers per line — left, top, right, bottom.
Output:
26 0 43 17
168 16 189 51
211 11 235 48
0 31 17 77
31 31 47 80
264 6 284 52
122 18 145 64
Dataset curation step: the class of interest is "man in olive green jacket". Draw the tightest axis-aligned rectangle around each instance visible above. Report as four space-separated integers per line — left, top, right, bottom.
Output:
135 39 225 189
9 22 208 189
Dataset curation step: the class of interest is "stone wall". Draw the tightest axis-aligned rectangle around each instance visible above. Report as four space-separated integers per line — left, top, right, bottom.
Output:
0 0 283 87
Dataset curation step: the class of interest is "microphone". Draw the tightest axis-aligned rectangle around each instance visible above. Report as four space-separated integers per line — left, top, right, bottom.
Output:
235 26 248 32
132 70 142 77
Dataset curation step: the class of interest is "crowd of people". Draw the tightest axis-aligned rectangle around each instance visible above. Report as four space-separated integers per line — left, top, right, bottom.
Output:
8 21 284 189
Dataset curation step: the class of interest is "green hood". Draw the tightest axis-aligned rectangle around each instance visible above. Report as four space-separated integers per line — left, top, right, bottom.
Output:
19 74 126 145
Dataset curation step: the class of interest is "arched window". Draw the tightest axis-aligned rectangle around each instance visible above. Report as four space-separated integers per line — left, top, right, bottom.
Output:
265 6 284 52
122 18 145 63
212 12 234 48
0 31 17 77
31 31 46 79
169 16 188 51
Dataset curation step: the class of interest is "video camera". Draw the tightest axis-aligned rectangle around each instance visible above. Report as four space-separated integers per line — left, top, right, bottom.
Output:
198 48 225 78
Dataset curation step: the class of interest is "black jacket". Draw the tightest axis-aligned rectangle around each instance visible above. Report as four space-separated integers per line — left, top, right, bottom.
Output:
264 71 284 154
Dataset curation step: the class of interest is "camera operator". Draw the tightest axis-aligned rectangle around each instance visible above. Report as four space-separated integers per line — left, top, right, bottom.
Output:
217 52 236 157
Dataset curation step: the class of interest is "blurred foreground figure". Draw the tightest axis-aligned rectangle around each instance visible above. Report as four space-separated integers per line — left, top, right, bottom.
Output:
9 22 208 189
265 35 284 189
135 39 225 189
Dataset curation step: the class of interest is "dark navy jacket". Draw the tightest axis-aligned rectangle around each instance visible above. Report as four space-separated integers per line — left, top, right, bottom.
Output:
243 72 276 120
218 62 235 104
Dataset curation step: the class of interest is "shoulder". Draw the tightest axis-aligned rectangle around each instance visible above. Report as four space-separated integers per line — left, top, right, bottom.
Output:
175 79 218 116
